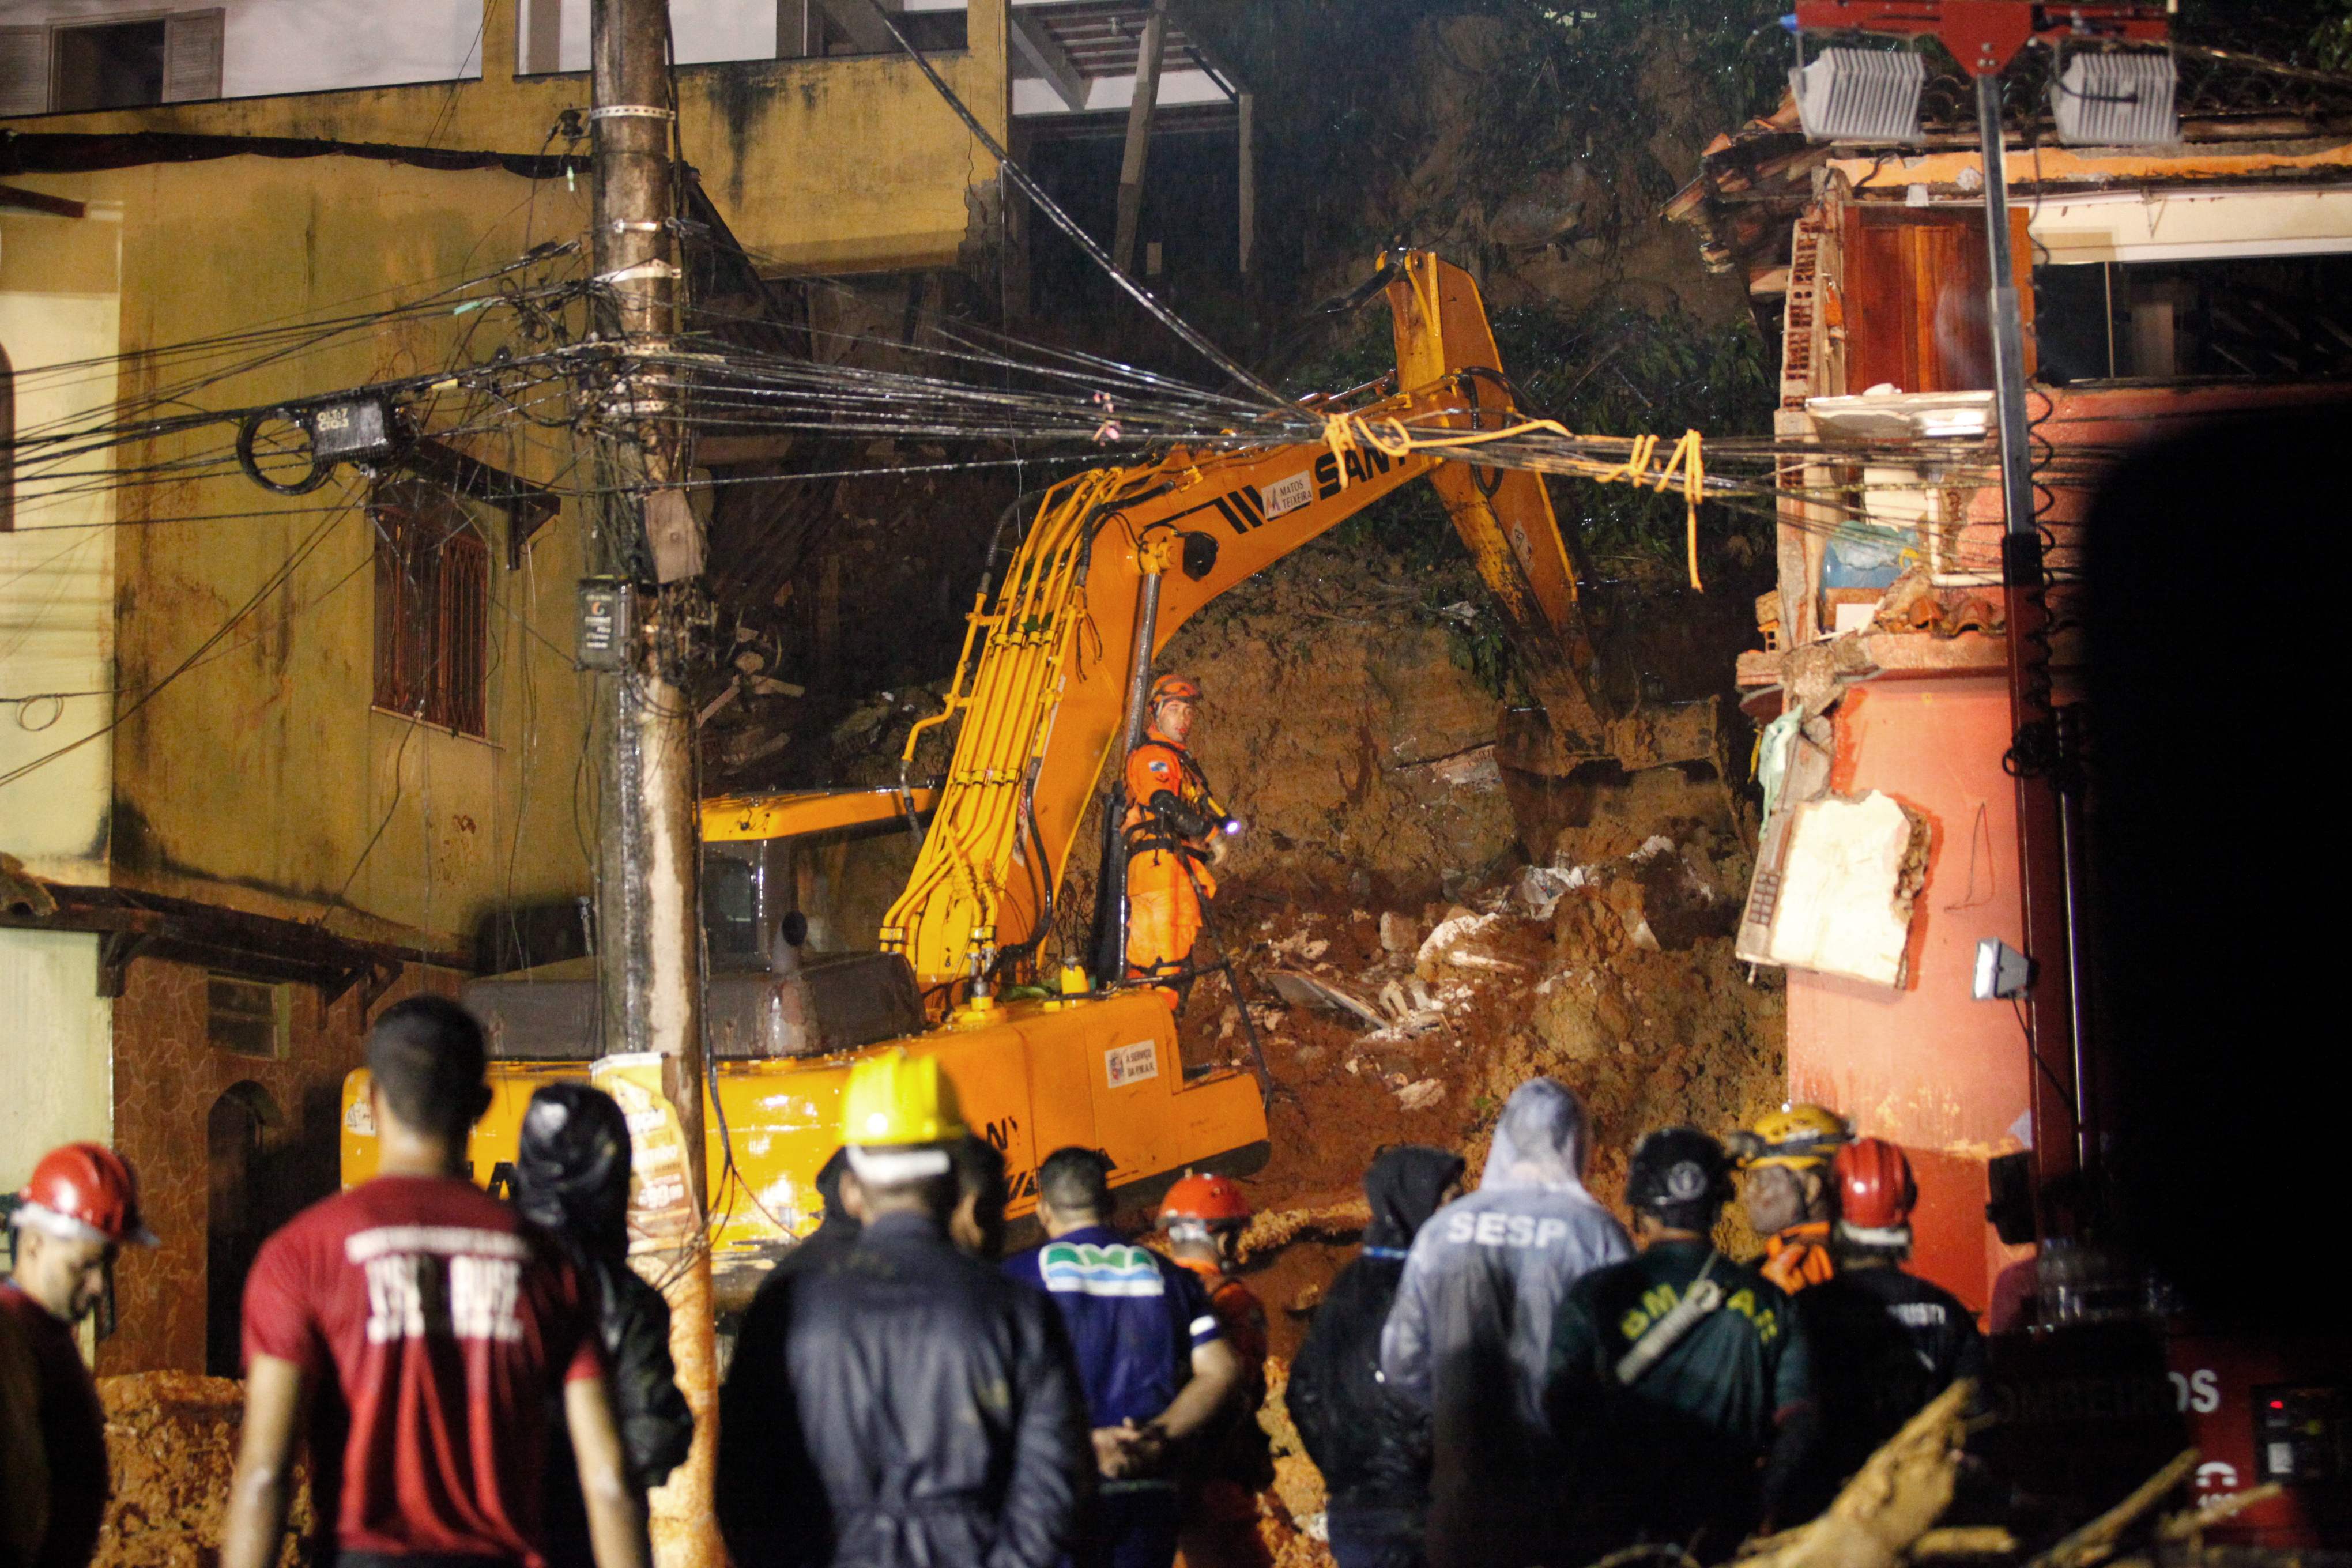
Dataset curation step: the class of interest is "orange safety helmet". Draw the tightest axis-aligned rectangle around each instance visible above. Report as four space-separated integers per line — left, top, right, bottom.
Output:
1148 674 1203 708
1833 1137 1918 1234
12 1142 159 1248
1160 1171 1251 1227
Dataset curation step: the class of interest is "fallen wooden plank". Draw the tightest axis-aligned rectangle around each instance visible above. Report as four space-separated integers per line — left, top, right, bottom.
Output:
2025 1449 2199 1568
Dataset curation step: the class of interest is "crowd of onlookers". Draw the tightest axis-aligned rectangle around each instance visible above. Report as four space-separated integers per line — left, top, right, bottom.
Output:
1 996 1980 1568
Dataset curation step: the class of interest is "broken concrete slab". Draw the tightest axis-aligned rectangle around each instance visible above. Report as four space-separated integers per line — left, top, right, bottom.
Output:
1262 968 1387 1030
1739 790 1927 987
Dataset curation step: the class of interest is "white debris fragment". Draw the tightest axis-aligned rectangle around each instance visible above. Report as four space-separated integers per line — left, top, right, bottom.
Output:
1415 910 1503 977
1507 864 1577 919
1394 1078 1446 1111
1264 969 1387 1029
1378 911 1418 954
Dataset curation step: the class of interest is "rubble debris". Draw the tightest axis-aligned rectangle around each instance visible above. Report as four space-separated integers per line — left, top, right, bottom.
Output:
1378 911 1418 954
1913 1528 2021 1558
1393 1077 1446 1111
97 1371 311 1568
1264 969 1386 1029
1414 909 1514 978
1739 1379 1972 1568
2027 1449 2199 1568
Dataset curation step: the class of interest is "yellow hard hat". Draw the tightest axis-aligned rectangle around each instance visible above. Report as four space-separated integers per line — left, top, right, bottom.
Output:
1729 1103 1852 1172
840 1048 968 1147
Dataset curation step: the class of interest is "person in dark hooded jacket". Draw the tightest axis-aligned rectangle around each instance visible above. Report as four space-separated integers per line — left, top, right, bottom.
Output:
511 1083 696 1568
1287 1146 1464 1568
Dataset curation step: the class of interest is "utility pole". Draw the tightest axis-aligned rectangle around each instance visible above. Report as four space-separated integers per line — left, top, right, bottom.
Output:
589 2 719 1565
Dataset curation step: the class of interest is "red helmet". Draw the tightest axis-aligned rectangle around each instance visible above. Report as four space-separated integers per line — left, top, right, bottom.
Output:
1161 1171 1250 1226
1149 675 1202 707
1833 1137 1918 1232
13 1143 159 1248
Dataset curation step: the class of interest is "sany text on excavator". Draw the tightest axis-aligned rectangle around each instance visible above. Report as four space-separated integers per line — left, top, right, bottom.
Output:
338 252 1725 1306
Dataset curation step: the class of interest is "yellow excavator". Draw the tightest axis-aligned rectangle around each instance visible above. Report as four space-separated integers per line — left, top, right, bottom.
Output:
338 252 1723 1303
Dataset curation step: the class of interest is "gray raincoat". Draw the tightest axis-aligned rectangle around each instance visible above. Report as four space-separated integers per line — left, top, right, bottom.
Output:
1378 1079 1631 1568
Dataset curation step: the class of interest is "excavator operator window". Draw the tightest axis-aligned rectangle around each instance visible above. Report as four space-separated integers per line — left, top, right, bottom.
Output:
704 847 764 966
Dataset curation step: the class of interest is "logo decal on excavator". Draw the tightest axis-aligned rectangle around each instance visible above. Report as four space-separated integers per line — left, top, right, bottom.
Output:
1313 446 1393 497
1258 471 1314 519
1106 1041 1159 1087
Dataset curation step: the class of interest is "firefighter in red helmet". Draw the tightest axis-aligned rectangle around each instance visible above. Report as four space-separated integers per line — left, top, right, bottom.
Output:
3 1143 159 1568
1159 1175 1272 1568
1789 1138 1984 1516
1124 676 1233 1007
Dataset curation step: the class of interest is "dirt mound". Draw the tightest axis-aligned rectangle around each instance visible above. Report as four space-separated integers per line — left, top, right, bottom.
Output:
97 1371 309 1568
1159 545 1521 906
1170 818 1783 1553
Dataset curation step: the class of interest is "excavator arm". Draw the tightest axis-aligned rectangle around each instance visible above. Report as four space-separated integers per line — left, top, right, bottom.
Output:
881 252 1662 990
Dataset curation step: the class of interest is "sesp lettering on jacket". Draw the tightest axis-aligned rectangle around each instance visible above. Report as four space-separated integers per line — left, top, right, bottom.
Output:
1443 1211 1574 1250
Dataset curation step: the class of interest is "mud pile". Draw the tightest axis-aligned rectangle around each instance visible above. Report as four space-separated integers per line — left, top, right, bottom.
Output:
96 1371 310 1568
1169 807 1784 1559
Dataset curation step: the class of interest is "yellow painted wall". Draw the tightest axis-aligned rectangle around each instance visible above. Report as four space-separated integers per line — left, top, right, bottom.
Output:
4 0 1011 276
1 206 122 883
2 154 598 955
1 0 1015 953
0 931 112 1193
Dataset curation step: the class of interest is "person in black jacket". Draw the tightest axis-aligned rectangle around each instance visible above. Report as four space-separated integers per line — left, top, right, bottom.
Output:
1288 1145 1464 1568
717 1050 1090 1568
1791 1138 1983 1518
511 1083 696 1568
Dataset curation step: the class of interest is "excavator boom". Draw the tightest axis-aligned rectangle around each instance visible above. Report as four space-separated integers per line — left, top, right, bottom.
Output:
883 252 1653 988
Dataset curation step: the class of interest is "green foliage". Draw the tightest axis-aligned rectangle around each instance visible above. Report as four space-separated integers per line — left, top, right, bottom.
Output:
1190 0 1781 276
2173 0 2352 66
1490 299 1774 564
1448 1 1786 251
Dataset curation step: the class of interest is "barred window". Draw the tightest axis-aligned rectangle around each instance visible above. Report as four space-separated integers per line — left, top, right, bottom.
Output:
372 487 489 738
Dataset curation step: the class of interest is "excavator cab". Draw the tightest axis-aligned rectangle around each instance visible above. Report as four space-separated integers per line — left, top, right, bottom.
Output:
341 785 1271 1309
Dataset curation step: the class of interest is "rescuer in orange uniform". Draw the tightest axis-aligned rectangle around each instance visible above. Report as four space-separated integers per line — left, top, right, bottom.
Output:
1159 1173 1272 1568
1124 676 1232 1002
1729 1105 1852 1294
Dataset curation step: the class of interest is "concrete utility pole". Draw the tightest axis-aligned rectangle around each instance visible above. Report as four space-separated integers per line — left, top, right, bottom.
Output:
589 2 720 1565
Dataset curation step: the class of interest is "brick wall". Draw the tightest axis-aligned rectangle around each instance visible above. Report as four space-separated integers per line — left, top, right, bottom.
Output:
98 956 459 1376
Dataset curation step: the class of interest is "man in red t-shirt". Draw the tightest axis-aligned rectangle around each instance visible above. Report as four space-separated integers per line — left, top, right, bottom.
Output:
220 997 650 1568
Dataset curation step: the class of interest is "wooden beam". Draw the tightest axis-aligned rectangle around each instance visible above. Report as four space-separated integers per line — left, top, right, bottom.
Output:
0 184 87 220
1111 0 1168 275
1009 9 1087 112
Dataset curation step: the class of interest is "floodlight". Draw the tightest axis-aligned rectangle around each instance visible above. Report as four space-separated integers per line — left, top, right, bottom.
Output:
1973 938 2034 1001
1793 47 1927 145
2053 50 2179 146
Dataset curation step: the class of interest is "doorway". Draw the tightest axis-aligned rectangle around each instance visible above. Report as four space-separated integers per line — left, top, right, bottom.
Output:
205 1082 282 1378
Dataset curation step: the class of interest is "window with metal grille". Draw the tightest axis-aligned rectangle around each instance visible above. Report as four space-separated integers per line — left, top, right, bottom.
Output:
206 975 287 1059
373 487 490 738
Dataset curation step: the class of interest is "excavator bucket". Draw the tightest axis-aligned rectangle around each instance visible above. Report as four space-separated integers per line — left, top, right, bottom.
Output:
1384 254 1728 782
